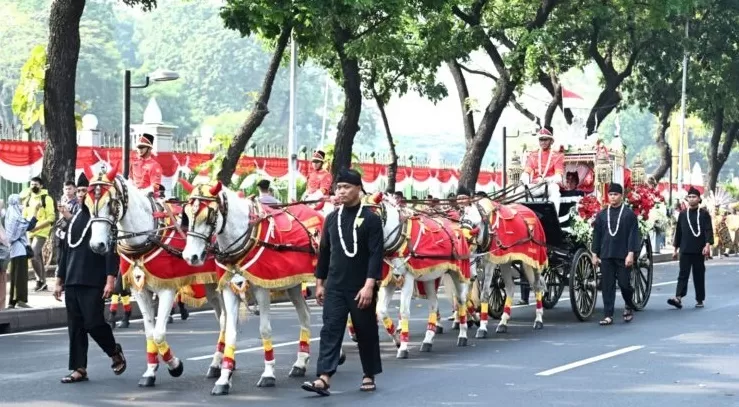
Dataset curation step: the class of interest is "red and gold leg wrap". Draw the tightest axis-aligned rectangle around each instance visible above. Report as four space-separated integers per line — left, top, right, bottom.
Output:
480 302 489 322
347 315 356 336
146 339 159 364
466 299 476 318
299 328 310 354
122 296 131 313
217 330 226 353
503 297 513 317
535 291 543 310
222 344 236 370
156 340 174 362
110 294 119 312
426 312 437 332
263 339 274 362
301 282 308 298
458 305 467 326
400 319 410 343
382 316 396 336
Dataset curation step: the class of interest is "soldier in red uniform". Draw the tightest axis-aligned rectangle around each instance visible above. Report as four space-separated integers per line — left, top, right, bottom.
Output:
517 127 565 214
302 150 333 201
131 133 163 194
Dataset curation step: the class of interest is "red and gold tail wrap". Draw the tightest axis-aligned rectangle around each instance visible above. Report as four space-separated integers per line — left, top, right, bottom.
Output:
482 202 548 271
382 214 471 290
217 203 323 289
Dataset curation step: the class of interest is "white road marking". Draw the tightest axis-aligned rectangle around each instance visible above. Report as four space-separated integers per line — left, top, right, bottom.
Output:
535 345 645 376
653 280 677 287
187 337 322 361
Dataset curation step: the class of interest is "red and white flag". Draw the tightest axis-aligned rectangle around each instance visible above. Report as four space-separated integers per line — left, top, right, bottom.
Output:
561 86 588 110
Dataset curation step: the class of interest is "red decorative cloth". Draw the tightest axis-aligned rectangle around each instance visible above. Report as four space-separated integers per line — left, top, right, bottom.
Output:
487 203 548 270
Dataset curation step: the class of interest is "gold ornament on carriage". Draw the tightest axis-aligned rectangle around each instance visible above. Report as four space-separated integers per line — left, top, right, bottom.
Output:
631 155 646 185
507 153 523 185
595 153 612 184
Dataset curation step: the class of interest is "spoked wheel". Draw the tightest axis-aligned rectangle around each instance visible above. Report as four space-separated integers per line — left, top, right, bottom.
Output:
631 235 654 311
569 248 598 321
541 266 564 309
485 267 506 320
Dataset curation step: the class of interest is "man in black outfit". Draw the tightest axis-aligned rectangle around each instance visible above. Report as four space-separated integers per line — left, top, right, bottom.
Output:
53 189 127 383
668 187 713 309
301 168 384 396
591 183 640 326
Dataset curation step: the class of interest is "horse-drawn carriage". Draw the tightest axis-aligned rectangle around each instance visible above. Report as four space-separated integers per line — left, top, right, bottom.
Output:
480 142 654 321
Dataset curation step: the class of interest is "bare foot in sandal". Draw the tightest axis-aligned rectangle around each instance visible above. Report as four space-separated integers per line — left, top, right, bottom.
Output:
623 309 634 323
61 368 88 383
599 317 613 326
301 376 331 396
360 375 376 392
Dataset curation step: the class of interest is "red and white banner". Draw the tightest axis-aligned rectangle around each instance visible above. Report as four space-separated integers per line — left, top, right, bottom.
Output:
0 141 504 195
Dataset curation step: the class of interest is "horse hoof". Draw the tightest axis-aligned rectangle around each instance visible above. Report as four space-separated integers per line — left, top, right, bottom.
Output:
420 343 432 352
169 360 184 377
457 337 468 347
138 376 156 387
476 329 488 339
288 366 306 377
435 326 444 335
397 350 409 359
339 352 346 366
452 322 460 330
467 320 478 328
533 321 544 330
167 316 174 324
206 366 221 379
211 383 230 396
496 325 508 334
256 376 276 388
118 320 130 329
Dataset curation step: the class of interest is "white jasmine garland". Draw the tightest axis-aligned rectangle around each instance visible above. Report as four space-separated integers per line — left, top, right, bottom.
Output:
607 203 626 237
687 208 701 237
337 202 364 257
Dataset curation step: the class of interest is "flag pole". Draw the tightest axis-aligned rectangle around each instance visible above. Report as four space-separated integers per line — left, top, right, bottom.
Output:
677 20 689 192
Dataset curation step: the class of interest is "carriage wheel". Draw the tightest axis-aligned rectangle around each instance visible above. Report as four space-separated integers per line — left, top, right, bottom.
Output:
631 235 654 311
485 267 506 320
542 266 564 309
568 248 598 321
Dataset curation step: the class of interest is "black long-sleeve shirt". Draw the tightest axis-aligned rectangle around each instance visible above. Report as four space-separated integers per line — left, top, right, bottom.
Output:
56 207 119 288
315 203 384 292
591 204 641 259
674 207 714 254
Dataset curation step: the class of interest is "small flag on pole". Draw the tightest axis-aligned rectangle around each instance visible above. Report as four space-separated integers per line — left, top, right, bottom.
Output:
561 86 588 110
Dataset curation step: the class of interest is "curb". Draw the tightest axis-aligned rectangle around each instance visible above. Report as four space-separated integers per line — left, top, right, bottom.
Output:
2 255 676 334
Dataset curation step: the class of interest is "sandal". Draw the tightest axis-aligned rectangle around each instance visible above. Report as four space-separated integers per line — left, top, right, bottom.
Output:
623 309 634 323
301 377 331 396
61 368 88 384
695 302 704 308
110 343 127 375
599 317 613 326
360 376 376 392
667 297 683 309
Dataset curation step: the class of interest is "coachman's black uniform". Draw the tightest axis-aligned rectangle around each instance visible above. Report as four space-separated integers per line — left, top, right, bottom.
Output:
592 203 640 318
673 207 713 303
315 203 384 378
56 206 121 371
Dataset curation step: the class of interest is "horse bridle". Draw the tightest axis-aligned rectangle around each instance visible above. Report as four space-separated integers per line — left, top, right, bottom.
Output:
364 199 407 256
87 175 131 249
459 201 492 254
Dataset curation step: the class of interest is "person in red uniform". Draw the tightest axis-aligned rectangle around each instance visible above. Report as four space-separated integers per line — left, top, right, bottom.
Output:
302 150 333 201
517 127 565 214
130 133 163 194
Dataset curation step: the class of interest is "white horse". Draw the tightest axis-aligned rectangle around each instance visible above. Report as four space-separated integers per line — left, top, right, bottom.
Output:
86 167 224 387
181 181 316 395
460 197 549 336
373 196 472 358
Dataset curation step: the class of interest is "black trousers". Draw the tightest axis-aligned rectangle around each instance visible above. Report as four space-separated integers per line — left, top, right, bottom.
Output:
317 288 382 378
601 258 636 318
8 255 28 305
66 285 118 371
676 253 706 302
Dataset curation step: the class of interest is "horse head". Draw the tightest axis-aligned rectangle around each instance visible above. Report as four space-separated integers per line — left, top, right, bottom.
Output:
86 164 129 254
459 196 494 253
182 181 256 266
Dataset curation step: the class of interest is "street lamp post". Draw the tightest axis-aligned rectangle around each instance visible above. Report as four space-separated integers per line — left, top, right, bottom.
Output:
122 68 180 178
501 127 520 191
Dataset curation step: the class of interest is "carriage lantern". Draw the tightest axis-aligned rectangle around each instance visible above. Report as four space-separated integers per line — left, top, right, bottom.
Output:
508 153 523 185
631 155 646 185
595 153 612 184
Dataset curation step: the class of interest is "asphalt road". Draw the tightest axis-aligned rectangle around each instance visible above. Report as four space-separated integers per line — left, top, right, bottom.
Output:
1 258 739 407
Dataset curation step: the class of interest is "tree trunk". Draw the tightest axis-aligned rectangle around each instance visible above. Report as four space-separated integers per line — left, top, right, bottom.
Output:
447 60 475 143
585 87 621 135
217 24 292 185
539 76 573 127
372 93 398 193
649 103 675 182
329 27 362 179
43 0 86 202
706 108 738 192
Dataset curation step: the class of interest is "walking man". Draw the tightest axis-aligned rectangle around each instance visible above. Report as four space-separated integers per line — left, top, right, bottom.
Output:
668 187 713 309
591 183 640 326
23 177 55 291
301 168 383 396
54 191 127 383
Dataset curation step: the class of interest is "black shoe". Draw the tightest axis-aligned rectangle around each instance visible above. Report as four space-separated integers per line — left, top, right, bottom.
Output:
38 284 48 292
179 305 189 321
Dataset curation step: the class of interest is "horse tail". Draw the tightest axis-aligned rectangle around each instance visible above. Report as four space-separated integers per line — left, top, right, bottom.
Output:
467 274 481 309
238 292 249 324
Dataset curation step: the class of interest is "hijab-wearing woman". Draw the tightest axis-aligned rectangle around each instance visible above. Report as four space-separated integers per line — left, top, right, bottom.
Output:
4 194 39 308
0 201 10 311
